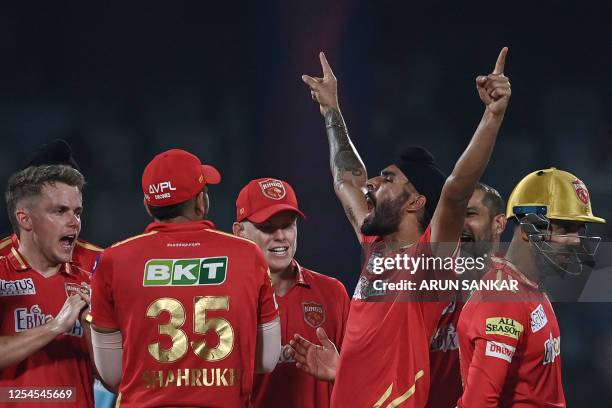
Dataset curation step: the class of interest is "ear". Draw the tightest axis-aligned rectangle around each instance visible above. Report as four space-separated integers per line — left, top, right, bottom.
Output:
492 214 507 237
143 198 153 218
15 208 33 233
516 223 530 242
232 222 245 237
405 194 426 213
195 192 206 219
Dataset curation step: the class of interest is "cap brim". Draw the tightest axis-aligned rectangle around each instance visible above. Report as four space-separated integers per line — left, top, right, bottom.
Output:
246 204 305 224
202 165 221 185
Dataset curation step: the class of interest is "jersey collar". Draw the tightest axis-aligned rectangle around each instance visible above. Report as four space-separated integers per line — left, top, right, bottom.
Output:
490 256 539 290
293 259 310 287
8 247 74 275
145 219 217 234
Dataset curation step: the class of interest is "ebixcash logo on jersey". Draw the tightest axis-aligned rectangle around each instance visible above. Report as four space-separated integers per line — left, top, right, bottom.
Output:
143 257 228 286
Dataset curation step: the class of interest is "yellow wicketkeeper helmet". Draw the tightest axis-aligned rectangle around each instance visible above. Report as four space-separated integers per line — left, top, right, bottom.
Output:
506 168 605 224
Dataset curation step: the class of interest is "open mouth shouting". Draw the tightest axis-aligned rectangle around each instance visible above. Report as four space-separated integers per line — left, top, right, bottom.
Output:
59 233 77 253
365 192 376 212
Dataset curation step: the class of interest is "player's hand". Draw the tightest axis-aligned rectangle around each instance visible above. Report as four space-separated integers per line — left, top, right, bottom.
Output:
52 294 87 334
476 47 511 117
288 327 339 382
302 52 340 117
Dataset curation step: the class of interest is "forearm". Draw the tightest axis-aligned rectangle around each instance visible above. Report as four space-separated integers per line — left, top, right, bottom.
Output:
447 110 504 200
325 108 367 190
0 320 63 369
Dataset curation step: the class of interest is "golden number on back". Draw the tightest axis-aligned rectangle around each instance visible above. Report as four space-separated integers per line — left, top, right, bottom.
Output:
146 296 234 363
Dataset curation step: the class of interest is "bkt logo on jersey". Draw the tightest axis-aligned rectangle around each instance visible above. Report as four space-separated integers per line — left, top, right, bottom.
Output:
143 257 228 286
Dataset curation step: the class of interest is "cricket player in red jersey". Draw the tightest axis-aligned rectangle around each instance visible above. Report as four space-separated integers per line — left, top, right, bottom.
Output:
90 149 281 407
0 164 93 407
427 182 506 408
457 168 605 407
0 140 102 273
232 178 350 408
301 48 511 407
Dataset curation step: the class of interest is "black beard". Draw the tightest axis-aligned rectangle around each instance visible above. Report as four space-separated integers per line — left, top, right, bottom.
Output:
360 191 409 236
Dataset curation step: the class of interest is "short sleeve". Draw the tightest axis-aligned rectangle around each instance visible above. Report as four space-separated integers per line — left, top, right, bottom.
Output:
90 251 119 329
255 249 278 325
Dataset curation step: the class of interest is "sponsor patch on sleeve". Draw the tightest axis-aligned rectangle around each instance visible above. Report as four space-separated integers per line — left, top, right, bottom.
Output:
530 304 548 333
485 316 524 340
485 340 516 363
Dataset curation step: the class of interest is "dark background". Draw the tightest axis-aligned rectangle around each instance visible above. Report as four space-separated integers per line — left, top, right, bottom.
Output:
0 2 610 405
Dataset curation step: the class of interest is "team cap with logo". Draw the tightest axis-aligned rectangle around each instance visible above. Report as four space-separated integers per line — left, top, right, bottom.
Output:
142 149 221 207
236 178 305 223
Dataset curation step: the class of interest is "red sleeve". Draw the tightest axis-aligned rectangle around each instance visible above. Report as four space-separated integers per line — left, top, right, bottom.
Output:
457 301 527 408
90 251 119 329
255 249 278 325
335 280 350 349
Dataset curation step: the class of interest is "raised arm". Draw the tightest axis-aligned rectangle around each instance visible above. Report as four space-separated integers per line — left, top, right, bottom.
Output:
302 52 369 241
431 47 511 246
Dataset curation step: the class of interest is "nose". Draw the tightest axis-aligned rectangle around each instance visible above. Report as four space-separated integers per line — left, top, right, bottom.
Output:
271 227 287 241
366 177 380 192
67 212 80 229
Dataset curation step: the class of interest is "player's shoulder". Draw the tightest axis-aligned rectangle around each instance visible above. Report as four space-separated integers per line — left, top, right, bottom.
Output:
111 231 159 248
0 235 13 252
203 229 263 252
300 265 347 293
75 239 104 253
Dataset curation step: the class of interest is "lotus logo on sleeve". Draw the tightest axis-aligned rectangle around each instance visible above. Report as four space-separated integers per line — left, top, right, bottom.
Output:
143 257 228 286
0 278 36 296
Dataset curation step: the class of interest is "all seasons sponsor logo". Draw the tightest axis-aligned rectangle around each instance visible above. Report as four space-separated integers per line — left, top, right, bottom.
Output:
143 257 228 286
485 316 524 340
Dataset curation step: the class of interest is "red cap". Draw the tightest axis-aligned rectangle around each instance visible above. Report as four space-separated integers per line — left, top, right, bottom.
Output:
142 149 221 207
236 178 305 223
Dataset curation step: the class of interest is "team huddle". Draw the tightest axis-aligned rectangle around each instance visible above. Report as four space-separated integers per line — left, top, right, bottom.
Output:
0 48 605 407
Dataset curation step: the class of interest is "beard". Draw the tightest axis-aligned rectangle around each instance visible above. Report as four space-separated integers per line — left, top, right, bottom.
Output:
461 230 494 260
360 191 410 237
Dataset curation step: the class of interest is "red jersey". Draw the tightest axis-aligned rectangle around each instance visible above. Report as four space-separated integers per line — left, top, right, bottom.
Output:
0 247 95 407
90 220 278 408
331 226 448 408
253 260 350 408
457 257 565 407
0 234 102 272
427 300 463 408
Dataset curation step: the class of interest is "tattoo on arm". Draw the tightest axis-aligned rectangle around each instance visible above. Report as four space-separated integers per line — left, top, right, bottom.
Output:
344 206 357 225
325 109 365 186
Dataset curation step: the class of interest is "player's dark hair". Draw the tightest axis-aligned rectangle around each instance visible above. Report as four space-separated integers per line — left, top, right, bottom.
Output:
475 182 505 218
147 198 195 221
5 165 85 236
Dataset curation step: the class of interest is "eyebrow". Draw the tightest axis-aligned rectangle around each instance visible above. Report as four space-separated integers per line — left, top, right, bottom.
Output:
381 170 396 178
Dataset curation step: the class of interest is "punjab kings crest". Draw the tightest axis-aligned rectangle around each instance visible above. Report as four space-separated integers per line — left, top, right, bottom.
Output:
571 179 590 205
65 282 90 298
258 179 286 200
302 301 326 328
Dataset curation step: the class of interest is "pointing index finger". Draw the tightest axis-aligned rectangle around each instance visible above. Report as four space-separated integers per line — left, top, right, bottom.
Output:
493 47 508 75
319 51 334 78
